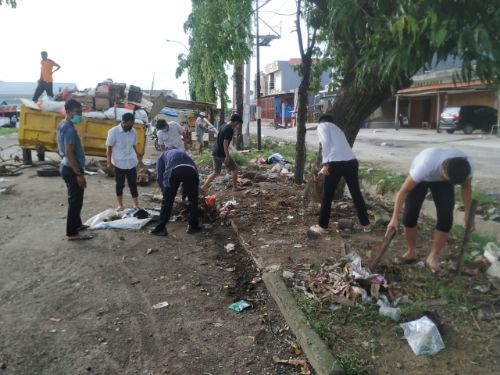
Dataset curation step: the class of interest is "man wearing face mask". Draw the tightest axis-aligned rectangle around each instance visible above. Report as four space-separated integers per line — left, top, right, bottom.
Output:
106 112 143 210
57 99 93 241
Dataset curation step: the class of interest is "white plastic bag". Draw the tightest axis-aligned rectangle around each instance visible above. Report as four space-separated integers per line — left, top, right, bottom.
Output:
104 107 134 120
84 208 151 230
40 99 65 113
83 111 107 119
400 316 445 355
134 109 148 123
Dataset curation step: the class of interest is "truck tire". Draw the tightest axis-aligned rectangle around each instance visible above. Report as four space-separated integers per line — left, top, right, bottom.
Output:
37 166 61 177
463 124 473 134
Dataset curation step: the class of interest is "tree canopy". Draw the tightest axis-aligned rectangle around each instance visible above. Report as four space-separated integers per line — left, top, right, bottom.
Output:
305 0 500 143
0 0 17 7
313 0 500 90
176 0 253 104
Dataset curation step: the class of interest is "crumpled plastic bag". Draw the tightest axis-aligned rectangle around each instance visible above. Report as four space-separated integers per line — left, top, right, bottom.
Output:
39 99 65 113
266 153 285 164
84 208 152 230
400 316 445 355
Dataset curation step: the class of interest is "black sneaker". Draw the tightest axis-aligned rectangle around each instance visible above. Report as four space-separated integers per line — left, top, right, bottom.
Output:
150 227 168 236
186 225 202 234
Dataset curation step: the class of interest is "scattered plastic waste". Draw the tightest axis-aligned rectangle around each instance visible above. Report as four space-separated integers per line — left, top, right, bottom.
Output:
483 242 500 263
377 299 401 321
250 276 262 284
152 301 169 309
205 195 217 208
224 243 236 252
228 300 251 312
219 199 236 219
400 316 445 355
265 153 286 164
329 303 342 311
85 208 153 230
48 317 61 322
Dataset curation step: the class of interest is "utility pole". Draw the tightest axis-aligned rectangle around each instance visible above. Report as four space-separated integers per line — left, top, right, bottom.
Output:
255 0 262 150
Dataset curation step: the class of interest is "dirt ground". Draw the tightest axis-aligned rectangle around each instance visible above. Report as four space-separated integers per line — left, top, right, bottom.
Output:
0 147 309 374
2 135 500 374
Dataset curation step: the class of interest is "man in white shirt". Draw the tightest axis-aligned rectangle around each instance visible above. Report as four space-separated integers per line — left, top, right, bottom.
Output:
157 120 185 151
106 113 143 210
310 114 371 234
195 112 208 154
387 148 474 274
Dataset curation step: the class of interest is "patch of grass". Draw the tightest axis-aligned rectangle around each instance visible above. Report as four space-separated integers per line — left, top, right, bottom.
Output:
471 190 498 205
337 353 374 375
358 166 406 193
403 270 476 318
346 303 382 329
399 302 427 320
192 135 317 172
190 149 214 167
295 295 336 337
0 128 18 136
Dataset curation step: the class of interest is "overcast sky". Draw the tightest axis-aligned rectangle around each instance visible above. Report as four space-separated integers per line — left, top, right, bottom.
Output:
0 0 300 100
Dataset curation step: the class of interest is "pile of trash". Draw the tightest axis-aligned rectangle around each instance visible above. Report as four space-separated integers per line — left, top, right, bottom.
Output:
284 252 406 313
21 79 151 123
283 252 447 355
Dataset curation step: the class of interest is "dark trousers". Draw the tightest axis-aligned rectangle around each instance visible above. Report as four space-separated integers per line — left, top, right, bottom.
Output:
157 166 199 228
32 80 54 102
319 159 370 228
62 166 84 236
403 181 455 232
115 167 138 198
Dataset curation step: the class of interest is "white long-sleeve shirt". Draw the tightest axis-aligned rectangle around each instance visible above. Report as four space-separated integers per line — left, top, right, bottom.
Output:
317 122 356 163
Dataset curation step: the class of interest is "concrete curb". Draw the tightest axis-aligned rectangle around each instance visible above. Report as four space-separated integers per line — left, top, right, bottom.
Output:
231 220 343 375
263 272 343 375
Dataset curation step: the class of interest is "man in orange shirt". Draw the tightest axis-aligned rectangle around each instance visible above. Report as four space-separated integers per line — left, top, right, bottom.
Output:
32 51 61 102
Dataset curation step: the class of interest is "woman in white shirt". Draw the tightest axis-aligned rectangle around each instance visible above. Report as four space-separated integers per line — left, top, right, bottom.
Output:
386 148 473 274
310 114 371 234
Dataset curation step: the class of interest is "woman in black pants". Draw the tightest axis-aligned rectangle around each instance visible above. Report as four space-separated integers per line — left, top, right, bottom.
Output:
387 148 474 274
310 114 371 234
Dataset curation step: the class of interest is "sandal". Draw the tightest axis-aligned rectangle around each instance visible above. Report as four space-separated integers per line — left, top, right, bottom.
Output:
393 256 418 265
67 234 94 241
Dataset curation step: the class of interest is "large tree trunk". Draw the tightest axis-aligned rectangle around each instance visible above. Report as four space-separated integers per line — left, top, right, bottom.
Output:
327 80 397 145
234 64 244 149
294 56 312 185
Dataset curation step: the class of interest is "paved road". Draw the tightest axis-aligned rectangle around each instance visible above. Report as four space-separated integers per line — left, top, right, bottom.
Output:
250 123 500 191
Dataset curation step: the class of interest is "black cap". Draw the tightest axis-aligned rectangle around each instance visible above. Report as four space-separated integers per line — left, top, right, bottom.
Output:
230 113 243 123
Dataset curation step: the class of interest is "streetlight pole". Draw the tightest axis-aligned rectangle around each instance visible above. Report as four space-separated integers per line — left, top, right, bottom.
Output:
165 39 189 52
255 0 262 150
